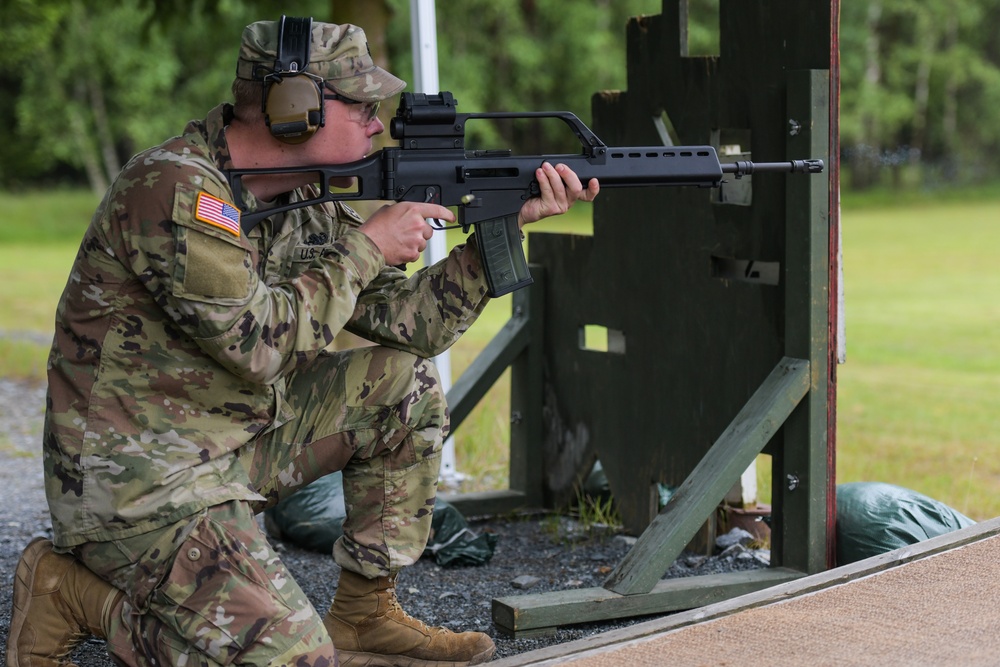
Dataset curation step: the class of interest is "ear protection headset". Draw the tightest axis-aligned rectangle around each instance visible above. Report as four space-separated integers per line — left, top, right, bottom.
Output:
260 16 324 144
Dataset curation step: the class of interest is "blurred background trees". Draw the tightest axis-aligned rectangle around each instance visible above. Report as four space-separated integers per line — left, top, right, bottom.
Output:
2 0 999 196
839 0 1000 189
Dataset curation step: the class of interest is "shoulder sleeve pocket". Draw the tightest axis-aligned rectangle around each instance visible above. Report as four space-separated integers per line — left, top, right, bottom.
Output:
171 182 255 303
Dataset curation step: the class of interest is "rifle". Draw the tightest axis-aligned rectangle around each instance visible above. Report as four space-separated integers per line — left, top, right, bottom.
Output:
227 91 824 297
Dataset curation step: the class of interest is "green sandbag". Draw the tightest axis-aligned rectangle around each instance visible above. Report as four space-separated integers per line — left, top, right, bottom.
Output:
836 482 976 566
264 471 347 555
423 501 498 567
264 472 497 566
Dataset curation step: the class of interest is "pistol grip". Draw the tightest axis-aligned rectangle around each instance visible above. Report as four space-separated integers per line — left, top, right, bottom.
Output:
476 214 533 297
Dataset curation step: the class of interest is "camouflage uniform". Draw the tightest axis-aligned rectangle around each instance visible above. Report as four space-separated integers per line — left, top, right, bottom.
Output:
41 21 492 665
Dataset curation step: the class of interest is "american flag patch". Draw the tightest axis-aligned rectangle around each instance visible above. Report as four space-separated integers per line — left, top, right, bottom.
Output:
194 192 241 237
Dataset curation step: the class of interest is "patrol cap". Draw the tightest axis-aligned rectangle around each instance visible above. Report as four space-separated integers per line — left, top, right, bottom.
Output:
236 19 406 102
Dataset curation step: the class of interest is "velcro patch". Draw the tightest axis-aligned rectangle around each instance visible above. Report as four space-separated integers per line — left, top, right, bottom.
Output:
194 192 241 237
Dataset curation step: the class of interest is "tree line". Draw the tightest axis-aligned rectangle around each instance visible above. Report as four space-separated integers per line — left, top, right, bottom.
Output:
2 0 998 196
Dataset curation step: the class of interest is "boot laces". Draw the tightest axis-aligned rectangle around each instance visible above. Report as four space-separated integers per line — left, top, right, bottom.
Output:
385 580 448 637
54 626 90 660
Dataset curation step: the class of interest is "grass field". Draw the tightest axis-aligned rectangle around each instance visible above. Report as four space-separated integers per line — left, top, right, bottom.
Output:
1 187 998 520
835 192 1000 520
0 189 91 380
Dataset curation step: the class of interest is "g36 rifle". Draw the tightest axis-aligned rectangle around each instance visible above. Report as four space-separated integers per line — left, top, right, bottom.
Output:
227 92 824 297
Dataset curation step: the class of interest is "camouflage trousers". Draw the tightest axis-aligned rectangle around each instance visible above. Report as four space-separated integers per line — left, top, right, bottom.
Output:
73 346 448 666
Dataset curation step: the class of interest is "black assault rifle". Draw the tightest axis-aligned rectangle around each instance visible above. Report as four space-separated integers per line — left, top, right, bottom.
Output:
227 92 824 297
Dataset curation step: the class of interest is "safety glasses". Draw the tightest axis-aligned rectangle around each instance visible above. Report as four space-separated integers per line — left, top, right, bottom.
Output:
323 88 381 125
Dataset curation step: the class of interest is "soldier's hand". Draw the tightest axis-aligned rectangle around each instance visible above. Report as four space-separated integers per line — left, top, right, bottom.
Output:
360 202 454 266
518 162 600 228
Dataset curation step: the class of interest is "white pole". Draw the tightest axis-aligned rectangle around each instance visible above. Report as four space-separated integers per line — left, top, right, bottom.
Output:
410 0 463 488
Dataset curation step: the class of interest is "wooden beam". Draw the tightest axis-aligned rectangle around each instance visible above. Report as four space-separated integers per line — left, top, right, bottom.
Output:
775 68 834 573
444 270 546 515
605 357 811 596
439 490 528 518
492 567 804 637
446 301 529 430
508 269 546 502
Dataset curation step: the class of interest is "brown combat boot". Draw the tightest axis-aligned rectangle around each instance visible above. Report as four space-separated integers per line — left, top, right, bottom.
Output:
6 537 124 667
324 569 496 666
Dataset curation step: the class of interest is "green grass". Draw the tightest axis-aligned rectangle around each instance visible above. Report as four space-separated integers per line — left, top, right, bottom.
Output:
3 189 999 522
835 197 1000 520
0 337 51 382
0 244 79 329
0 189 98 244
0 189 96 382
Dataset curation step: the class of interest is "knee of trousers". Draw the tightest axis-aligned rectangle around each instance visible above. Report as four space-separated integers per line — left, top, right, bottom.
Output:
369 347 449 437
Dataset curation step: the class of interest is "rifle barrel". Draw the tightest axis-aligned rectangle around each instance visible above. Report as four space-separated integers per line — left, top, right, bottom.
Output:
721 159 824 176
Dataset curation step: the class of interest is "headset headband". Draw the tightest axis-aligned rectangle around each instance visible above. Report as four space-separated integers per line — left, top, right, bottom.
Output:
275 16 313 74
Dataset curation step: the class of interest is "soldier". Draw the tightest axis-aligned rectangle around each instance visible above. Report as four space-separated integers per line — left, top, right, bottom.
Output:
6 16 598 667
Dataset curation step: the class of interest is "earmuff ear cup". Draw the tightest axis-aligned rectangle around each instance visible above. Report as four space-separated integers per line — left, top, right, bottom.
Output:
265 75 324 144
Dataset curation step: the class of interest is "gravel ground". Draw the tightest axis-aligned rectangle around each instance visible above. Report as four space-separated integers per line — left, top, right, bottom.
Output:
0 372 768 664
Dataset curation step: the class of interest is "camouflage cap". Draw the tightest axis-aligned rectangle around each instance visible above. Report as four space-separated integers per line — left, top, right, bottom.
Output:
236 19 406 102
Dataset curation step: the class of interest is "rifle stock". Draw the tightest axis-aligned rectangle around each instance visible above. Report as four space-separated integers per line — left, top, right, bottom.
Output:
227 91 824 297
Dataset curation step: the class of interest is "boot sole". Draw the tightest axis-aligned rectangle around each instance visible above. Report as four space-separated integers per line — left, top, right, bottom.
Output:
6 537 52 666
337 645 496 667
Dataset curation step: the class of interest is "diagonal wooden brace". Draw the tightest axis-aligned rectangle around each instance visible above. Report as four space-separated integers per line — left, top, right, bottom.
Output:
604 357 811 596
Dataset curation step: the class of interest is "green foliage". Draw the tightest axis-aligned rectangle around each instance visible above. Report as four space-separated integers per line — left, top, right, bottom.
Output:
5 0 1000 191
3 2 174 188
685 0 721 56
384 0 660 152
0 0 326 192
0 0 62 64
573 486 623 534
839 0 1000 187
0 0 660 189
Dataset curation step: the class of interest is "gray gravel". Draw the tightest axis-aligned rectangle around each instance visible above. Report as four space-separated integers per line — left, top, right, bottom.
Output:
0 369 768 664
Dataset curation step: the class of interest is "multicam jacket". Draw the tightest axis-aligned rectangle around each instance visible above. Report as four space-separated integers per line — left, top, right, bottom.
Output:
43 103 491 547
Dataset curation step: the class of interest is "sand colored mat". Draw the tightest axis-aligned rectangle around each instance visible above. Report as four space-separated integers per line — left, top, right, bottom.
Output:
501 518 1000 667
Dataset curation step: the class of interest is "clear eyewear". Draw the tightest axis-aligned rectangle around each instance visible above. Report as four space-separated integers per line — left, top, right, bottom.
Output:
323 88 381 124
